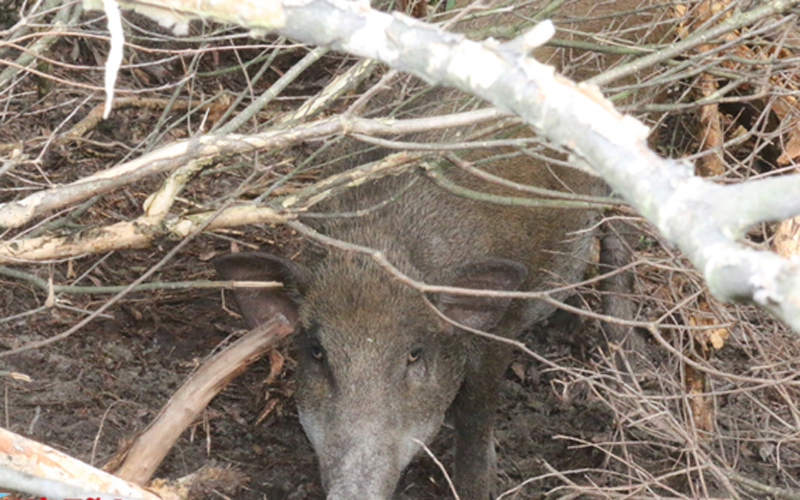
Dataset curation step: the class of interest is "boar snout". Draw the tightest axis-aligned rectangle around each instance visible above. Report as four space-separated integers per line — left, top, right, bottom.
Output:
300 408 427 500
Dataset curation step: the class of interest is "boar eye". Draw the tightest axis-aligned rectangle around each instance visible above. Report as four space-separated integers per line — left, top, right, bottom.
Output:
407 347 423 364
310 344 325 362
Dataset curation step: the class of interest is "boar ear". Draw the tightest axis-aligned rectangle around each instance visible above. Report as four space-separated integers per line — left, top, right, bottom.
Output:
438 258 528 331
213 252 307 329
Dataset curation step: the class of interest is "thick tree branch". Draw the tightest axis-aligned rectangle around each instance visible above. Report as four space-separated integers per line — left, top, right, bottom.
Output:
112 315 293 485
91 0 800 332
0 427 160 500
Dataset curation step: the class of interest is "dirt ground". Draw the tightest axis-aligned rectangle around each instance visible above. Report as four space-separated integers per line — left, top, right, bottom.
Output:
2 236 798 499
0 232 615 499
2 1 800 499
0 256 616 500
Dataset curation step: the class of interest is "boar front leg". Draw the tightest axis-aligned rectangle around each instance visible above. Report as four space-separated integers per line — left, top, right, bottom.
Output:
452 338 513 500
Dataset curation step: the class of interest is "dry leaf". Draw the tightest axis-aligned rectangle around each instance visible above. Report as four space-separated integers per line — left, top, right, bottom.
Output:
778 123 800 165
685 362 715 435
198 250 217 261
510 362 526 382
254 398 279 426
264 348 285 385
708 328 729 349
774 216 800 258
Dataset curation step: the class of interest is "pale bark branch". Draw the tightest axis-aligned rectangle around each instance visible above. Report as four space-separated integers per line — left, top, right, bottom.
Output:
0 427 161 500
111 315 293 485
0 108 505 230
0 204 286 264
95 0 800 332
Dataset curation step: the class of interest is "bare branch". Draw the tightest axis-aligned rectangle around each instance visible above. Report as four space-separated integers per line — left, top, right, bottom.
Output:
100 0 800 332
111 315 293 485
0 427 159 500
0 108 507 230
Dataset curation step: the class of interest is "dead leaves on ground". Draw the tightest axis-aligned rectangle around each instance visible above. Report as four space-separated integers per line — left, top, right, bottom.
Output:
674 1 800 175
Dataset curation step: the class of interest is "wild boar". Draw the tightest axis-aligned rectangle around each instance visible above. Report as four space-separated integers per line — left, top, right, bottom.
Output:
214 1 669 498
216 158 601 500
